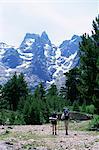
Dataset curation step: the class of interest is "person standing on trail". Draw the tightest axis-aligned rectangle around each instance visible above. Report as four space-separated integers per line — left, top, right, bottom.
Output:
49 111 58 135
61 107 70 135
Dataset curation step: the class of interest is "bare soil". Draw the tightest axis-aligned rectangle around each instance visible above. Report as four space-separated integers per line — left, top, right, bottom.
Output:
0 121 99 150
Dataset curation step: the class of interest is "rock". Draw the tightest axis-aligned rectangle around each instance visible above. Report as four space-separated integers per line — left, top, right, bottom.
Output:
70 111 93 120
5 141 13 145
7 126 13 129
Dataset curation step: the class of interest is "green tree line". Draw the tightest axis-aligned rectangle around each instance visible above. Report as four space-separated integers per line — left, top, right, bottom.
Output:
0 74 66 125
0 16 98 125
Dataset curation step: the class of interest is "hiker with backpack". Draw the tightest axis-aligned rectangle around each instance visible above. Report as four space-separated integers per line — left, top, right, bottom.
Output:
49 111 58 135
61 107 70 135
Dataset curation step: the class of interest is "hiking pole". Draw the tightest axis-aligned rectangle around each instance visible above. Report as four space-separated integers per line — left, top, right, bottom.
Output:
61 120 62 134
57 119 59 135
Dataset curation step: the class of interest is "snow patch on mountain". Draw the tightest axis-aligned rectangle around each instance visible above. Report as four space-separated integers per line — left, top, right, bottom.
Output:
18 48 33 61
25 38 35 46
55 48 61 59
0 49 5 55
19 55 33 60
16 61 31 69
0 42 12 49
5 68 13 77
51 50 78 87
44 44 52 57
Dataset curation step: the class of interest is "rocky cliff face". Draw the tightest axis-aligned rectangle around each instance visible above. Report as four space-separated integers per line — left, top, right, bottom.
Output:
0 32 81 89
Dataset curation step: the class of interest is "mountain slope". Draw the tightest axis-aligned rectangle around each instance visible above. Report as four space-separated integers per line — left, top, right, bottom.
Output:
0 33 81 89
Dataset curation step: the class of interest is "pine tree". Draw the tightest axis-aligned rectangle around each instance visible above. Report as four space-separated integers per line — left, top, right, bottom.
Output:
17 73 29 111
47 84 58 96
65 68 79 104
59 86 66 99
46 84 59 111
79 16 99 113
34 82 46 101
92 16 99 113
0 85 9 109
18 73 29 98
2 73 29 111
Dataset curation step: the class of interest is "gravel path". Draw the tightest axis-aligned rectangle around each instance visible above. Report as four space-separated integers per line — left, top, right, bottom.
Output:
0 122 99 150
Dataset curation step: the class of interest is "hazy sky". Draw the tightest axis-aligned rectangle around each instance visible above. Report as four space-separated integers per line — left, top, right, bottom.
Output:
0 0 98 47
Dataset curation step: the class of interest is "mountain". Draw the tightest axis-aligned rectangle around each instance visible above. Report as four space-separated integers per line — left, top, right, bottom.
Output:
0 32 81 90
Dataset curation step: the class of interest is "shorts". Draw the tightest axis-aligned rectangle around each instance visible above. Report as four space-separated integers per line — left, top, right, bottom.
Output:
51 120 57 125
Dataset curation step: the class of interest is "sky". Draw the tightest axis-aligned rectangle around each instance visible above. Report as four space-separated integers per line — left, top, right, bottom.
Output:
0 0 98 47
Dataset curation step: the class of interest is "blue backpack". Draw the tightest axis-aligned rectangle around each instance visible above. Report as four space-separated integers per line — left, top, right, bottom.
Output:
64 108 69 120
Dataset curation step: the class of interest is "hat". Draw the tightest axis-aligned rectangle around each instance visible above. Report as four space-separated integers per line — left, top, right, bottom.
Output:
63 107 67 110
63 107 69 111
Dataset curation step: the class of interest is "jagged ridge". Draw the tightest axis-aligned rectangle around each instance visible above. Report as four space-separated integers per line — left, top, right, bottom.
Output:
0 32 81 89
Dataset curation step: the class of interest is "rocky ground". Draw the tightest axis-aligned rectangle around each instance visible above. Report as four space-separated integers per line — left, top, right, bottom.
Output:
0 121 99 150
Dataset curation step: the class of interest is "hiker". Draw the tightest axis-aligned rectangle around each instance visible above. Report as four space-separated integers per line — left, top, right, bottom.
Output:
61 107 70 135
49 111 58 135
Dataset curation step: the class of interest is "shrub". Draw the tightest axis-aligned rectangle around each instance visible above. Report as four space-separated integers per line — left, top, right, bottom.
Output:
86 104 95 114
89 115 99 130
14 113 25 125
80 103 86 112
80 104 95 114
0 109 25 125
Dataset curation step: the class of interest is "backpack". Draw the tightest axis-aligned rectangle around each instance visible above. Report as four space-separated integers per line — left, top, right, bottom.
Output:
51 113 57 119
49 112 57 124
63 108 69 120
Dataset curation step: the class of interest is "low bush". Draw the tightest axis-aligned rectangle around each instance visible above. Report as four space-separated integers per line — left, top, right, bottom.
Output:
86 104 95 114
0 109 25 125
88 115 99 130
79 103 86 112
80 104 95 114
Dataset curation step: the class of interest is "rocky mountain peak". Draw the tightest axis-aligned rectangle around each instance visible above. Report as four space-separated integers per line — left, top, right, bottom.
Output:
0 32 81 89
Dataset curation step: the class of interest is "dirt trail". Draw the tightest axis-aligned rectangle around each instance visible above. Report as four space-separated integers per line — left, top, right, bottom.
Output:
0 121 99 150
